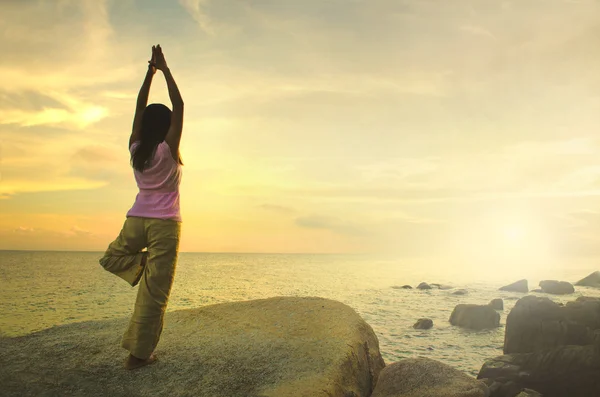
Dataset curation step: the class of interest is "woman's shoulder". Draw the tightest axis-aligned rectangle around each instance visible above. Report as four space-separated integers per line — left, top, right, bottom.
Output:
159 140 180 163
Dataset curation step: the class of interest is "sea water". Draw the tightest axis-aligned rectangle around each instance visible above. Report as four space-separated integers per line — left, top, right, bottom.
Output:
1 250 599 376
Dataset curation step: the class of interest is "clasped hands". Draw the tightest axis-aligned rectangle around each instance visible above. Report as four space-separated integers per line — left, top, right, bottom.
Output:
148 44 168 74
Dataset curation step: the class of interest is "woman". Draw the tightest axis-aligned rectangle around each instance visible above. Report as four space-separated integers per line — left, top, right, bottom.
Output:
99 44 184 370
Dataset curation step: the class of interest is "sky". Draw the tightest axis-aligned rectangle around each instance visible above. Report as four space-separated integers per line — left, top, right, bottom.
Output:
1 0 599 272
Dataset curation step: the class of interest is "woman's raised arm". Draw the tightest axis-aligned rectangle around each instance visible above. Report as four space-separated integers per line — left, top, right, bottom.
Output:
153 45 184 161
129 46 157 147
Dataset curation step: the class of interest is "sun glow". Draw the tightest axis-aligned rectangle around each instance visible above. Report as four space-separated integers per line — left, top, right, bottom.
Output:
502 225 527 244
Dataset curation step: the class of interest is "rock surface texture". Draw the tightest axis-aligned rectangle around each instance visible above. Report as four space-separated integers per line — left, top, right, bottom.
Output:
371 358 489 397
0 297 386 397
449 304 501 330
499 280 528 293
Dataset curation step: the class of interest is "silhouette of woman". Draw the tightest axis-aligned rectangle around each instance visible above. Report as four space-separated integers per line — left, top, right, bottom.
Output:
99 44 184 370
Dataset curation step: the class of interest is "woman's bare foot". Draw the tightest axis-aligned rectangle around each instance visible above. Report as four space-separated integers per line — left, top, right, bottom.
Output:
124 353 157 370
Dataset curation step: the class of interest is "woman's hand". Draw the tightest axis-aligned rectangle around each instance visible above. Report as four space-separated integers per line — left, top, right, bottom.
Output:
153 44 169 71
147 46 157 74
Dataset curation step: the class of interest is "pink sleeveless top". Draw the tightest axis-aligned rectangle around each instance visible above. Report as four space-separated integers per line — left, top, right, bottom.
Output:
126 141 182 222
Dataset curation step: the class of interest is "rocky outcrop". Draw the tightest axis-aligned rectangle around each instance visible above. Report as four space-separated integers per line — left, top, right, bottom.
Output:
539 280 574 295
371 358 489 397
499 280 528 293
504 295 600 354
450 304 501 330
478 344 600 397
417 282 432 290
575 271 600 288
413 318 433 329
489 299 504 311
0 297 385 397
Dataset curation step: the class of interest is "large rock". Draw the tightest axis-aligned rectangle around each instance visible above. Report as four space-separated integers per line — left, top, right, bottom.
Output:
417 282 432 290
575 271 600 288
371 358 489 397
504 295 600 354
413 318 433 330
478 344 600 397
539 280 575 295
499 279 528 293
449 304 500 330
0 297 385 397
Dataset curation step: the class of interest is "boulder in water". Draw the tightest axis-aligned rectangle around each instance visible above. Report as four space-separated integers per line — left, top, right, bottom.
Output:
371 358 489 397
575 271 600 288
504 295 600 354
499 279 528 293
417 282 432 290
0 297 386 397
391 285 413 290
413 318 433 329
478 344 600 397
539 280 575 295
453 289 468 295
449 304 500 330
489 298 504 310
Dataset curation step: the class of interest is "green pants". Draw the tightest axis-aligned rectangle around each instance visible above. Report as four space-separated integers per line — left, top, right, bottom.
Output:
99 216 181 359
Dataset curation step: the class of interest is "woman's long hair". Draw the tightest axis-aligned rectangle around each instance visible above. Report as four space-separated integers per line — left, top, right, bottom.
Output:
131 103 183 172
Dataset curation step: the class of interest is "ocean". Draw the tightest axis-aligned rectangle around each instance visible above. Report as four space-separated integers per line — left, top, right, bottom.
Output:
1 250 599 376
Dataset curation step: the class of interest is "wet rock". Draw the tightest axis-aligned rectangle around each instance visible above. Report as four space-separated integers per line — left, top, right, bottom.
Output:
417 282 432 290
413 318 433 329
500 279 528 293
450 304 500 330
504 295 600 354
575 271 600 288
489 298 504 311
371 358 489 397
539 280 574 295
478 345 600 397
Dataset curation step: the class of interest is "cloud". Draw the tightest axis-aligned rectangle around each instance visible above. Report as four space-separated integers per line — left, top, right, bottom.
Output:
460 25 496 40
257 204 296 214
295 215 369 236
13 226 35 234
0 179 108 199
178 0 215 35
